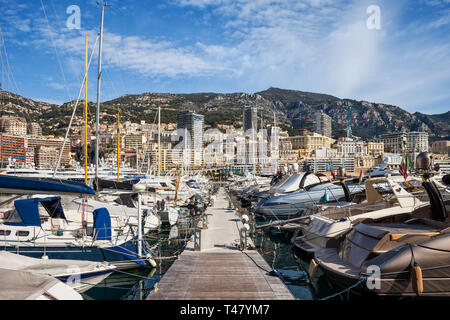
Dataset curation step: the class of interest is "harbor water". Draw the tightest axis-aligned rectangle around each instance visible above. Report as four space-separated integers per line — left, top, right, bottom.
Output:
82 214 201 300
82 192 339 300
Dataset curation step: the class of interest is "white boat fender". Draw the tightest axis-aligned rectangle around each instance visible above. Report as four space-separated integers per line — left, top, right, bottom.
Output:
41 254 49 260
308 259 319 278
242 214 249 223
146 254 157 268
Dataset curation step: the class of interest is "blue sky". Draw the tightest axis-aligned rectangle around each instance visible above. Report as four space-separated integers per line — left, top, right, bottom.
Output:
0 0 449 114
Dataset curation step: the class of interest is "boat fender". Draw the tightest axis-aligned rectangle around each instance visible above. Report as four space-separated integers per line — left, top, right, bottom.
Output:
146 254 157 268
411 263 423 295
308 259 319 278
41 254 49 260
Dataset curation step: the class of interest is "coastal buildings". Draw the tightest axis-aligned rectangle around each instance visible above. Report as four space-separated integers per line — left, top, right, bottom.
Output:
335 137 367 156
177 112 204 167
284 132 335 153
27 122 42 137
432 140 450 155
27 136 71 167
243 106 257 133
377 131 429 153
35 146 59 169
314 111 332 138
0 116 27 135
0 134 26 166
304 157 355 173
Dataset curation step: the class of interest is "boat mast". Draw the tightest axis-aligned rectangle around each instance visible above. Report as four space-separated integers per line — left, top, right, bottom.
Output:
273 107 278 174
95 4 106 190
83 33 88 235
84 33 88 185
158 106 161 177
117 108 120 183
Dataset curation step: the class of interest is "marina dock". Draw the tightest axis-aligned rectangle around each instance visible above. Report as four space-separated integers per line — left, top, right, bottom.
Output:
147 188 295 300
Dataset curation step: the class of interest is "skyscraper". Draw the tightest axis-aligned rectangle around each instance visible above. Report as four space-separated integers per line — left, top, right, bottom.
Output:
243 106 257 133
314 111 332 138
177 112 204 167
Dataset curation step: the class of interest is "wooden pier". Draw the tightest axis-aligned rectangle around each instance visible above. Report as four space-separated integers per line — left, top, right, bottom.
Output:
147 188 294 300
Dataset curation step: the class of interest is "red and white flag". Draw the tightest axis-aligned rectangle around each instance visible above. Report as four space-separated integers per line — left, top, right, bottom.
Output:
331 170 336 180
359 170 363 183
399 159 408 180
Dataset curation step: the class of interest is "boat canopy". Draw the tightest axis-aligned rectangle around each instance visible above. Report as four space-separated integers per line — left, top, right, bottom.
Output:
0 176 95 195
186 180 199 189
5 196 66 227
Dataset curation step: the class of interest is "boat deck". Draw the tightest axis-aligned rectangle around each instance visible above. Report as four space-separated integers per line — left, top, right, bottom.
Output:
147 188 294 300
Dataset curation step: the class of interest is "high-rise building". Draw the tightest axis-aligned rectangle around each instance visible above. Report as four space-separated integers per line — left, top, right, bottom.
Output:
177 112 204 167
314 111 332 138
243 106 257 133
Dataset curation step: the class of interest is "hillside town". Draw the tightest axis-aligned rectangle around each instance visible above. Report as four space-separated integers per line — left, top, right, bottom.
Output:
1 106 449 176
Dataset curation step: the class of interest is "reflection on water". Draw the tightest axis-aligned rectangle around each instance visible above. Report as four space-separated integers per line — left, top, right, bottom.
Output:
250 215 337 300
83 197 340 300
82 214 201 300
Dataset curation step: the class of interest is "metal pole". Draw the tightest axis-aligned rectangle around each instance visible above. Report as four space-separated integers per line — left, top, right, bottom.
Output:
117 109 120 183
158 106 161 177
95 5 105 189
137 192 142 257
84 33 88 185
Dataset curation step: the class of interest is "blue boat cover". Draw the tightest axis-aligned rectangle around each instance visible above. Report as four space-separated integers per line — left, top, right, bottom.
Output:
186 180 199 189
7 196 66 226
0 176 95 195
93 208 112 241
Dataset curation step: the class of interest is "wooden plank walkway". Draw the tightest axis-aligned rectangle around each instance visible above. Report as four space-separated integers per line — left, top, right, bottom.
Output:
147 188 295 300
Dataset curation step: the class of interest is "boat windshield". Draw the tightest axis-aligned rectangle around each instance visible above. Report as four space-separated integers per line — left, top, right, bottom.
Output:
3 209 23 224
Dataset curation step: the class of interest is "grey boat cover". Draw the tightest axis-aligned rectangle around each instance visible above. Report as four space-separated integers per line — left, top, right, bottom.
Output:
0 268 82 300
0 251 114 277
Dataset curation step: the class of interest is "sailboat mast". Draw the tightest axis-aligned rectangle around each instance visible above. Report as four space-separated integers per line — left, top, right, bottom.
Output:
158 106 161 177
95 4 105 190
117 108 120 183
82 33 88 235
84 34 88 185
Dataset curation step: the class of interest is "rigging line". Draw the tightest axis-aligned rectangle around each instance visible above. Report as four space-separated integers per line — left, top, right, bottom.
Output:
53 34 100 177
0 26 19 93
39 0 73 101
0 33 7 91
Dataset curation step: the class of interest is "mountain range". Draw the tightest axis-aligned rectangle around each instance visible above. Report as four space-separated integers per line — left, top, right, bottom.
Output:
0 88 448 142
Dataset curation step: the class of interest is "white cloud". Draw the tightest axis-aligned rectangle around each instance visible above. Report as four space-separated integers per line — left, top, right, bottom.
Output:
1 0 449 114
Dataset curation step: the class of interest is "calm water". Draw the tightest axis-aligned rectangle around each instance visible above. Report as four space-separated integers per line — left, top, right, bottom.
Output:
82 214 201 300
82 194 338 300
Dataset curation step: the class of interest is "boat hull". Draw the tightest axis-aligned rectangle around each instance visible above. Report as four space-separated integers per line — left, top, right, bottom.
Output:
2 240 151 270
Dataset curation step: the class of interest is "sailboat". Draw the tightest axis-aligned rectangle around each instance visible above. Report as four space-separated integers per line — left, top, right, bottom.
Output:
0 5 156 270
0 176 155 269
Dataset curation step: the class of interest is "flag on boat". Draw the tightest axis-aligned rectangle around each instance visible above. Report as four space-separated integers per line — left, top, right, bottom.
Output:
359 170 363 183
405 154 411 171
399 157 409 180
331 170 336 180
